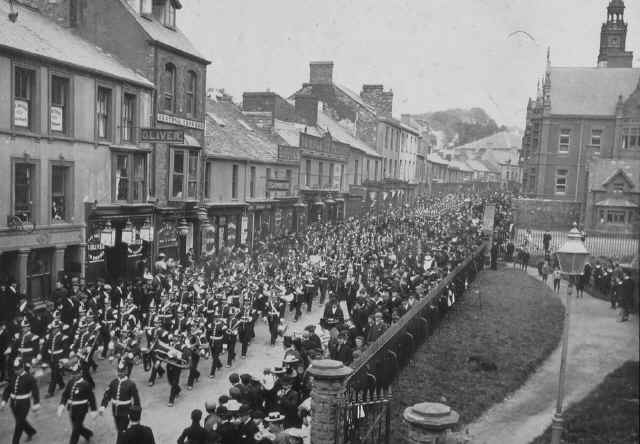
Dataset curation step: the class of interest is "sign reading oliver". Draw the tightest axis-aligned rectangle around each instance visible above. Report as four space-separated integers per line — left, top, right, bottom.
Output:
140 128 185 143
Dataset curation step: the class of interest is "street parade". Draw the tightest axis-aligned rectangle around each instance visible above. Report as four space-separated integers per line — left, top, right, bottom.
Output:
0 191 515 444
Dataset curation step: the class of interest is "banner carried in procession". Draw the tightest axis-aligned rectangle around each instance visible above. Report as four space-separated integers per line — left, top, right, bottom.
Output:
482 204 496 235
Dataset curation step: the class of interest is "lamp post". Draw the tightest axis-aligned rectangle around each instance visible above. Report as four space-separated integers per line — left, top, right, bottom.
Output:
550 222 589 444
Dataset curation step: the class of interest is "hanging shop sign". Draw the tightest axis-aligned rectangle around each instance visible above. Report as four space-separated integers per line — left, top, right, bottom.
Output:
140 128 185 143
50 106 64 132
158 221 178 249
87 229 105 263
267 179 290 191
157 113 205 130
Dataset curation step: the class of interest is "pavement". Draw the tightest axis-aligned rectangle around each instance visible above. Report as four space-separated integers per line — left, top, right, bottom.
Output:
466 265 640 444
0 303 324 444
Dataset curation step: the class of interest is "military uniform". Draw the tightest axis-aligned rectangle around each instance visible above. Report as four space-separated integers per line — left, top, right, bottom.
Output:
100 372 140 438
44 325 69 396
59 375 97 444
1 364 40 444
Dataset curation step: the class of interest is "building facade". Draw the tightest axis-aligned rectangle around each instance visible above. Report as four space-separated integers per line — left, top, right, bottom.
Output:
521 0 640 233
0 0 154 299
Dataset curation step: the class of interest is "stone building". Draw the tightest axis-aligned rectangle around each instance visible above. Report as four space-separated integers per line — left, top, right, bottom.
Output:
32 0 211 277
521 0 640 233
0 0 154 300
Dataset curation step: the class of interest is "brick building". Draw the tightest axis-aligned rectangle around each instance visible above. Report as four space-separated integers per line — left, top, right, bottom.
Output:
0 0 154 300
521 0 640 233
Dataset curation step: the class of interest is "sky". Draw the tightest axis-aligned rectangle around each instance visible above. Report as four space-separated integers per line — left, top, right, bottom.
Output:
178 0 639 128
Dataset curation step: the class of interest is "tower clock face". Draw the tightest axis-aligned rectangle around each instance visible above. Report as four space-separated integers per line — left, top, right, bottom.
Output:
609 36 620 47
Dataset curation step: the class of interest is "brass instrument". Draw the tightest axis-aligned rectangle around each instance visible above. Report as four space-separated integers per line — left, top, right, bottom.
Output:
150 340 189 369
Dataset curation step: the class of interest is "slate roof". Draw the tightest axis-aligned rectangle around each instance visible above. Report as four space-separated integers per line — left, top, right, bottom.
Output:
549 67 640 116
465 159 490 172
273 120 324 147
454 131 522 150
0 0 153 88
426 153 449 165
448 159 473 172
379 117 420 135
317 112 381 158
588 159 640 191
290 83 377 115
119 0 210 63
205 100 287 163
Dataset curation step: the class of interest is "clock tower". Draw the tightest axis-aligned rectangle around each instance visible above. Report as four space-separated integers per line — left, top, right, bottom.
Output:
598 0 633 67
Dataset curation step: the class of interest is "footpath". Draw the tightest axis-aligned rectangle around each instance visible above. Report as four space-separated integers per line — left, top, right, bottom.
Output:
466 266 639 444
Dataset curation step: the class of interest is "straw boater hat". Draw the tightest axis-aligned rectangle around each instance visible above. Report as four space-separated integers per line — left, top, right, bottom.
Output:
264 412 285 423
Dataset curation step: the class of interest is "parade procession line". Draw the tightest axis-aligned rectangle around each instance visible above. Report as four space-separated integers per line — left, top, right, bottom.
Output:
466 266 640 444
0 305 325 444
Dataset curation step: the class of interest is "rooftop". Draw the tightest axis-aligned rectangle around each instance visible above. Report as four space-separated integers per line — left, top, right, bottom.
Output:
119 0 210 64
205 99 288 163
454 130 522 151
549 67 640 116
0 0 153 88
317 111 381 158
589 158 640 191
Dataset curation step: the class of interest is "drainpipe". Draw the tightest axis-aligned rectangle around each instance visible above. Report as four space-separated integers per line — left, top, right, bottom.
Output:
575 120 584 224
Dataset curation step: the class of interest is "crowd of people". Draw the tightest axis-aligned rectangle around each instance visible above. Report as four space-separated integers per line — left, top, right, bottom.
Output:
0 191 511 444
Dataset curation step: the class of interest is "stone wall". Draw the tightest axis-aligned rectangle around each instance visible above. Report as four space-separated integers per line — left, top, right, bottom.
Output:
513 198 583 230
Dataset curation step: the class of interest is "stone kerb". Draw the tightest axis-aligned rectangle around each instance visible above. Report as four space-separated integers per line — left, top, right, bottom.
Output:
307 359 353 444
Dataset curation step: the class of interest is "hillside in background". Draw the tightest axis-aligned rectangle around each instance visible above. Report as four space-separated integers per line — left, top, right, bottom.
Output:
408 108 509 149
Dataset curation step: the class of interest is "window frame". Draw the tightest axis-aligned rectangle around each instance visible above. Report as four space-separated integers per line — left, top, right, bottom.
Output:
558 128 571 154
305 159 311 186
49 161 74 224
12 158 40 225
163 63 176 113
96 85 113 142
163 1 176 28
590 128 603 153
555 169 568 195
169 149 199 201
121 91 137 144
112 151 147 203
185 70 197 117
231 164 239 200
49 71 73 136
204 160 212 200
13 64 37 132
249 166 256 199
354 159 358 185
606 210 626 225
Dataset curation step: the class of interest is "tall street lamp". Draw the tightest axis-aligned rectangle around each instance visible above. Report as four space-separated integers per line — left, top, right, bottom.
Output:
550 222 590 444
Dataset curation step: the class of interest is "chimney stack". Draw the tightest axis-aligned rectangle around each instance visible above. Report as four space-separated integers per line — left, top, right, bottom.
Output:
294 93 319 126
360 84 393 117
309 61 334 85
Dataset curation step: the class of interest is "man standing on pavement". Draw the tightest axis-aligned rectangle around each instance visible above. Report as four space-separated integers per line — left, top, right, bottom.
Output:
100 360 141 443
177 408 207 444
1 357 40 444
58 365 98 444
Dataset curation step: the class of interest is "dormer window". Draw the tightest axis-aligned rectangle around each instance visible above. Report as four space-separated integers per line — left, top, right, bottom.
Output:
163 1 176 28
613 182 624 193
141 0 152 15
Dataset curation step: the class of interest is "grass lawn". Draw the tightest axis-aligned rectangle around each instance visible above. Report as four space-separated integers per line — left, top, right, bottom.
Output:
531 361 639 444
391 267 564 438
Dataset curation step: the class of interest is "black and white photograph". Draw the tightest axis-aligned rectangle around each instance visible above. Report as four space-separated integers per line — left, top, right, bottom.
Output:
0 1 638 443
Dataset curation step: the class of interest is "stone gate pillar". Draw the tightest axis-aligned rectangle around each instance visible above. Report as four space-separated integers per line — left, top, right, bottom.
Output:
307 359 353 444
403 402 462 444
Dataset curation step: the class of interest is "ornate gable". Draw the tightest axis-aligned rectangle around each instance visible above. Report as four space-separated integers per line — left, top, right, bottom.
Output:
602 168 635 189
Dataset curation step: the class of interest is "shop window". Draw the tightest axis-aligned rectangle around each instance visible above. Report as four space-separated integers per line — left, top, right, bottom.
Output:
113 152 146 202
555 169 568 194
50 75 70 134
97 87 112 140
164 63 176 112
305 160 311 186
122 93 136 143
231 164 238 199
14 162 36 223
27 249 51 305
14 66 35 130
558 129 570 153
185 71 197 116
51 164 72 223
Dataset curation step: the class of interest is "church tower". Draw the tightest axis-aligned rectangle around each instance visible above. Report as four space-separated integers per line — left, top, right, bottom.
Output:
598 0 633 67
